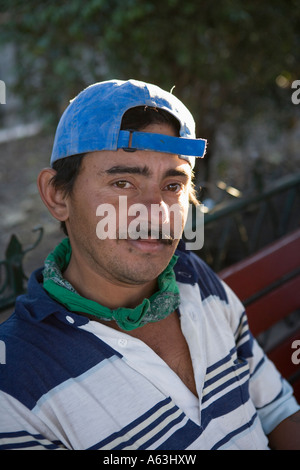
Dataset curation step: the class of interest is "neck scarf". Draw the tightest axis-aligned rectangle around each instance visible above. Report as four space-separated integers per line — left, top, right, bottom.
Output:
43 238 180 331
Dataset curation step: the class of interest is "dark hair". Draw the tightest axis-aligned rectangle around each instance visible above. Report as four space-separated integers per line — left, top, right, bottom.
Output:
51 154 85 235
51 106 196 235
121 106 180 135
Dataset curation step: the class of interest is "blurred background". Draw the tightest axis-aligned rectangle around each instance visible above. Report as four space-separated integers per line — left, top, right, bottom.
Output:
0 0 300 274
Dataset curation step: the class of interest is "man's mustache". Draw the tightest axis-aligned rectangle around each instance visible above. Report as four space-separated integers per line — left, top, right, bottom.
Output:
118 227 175 245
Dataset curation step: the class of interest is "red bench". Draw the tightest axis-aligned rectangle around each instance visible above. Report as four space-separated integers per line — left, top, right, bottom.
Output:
219 228 300 402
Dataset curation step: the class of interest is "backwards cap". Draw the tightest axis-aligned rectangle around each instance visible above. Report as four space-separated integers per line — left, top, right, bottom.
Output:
50 79 207 168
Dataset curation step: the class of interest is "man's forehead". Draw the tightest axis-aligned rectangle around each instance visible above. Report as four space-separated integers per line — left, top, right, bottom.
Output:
105 164 191 179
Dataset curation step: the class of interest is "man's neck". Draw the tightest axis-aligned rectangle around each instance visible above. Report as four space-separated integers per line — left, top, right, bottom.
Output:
63 253 158 311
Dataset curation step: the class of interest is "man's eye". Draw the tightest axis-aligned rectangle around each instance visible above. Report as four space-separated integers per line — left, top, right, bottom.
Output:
113 180 132 189
165 183 182 192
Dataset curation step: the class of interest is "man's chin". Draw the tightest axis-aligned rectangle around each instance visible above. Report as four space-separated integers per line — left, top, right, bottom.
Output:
115 239 178 283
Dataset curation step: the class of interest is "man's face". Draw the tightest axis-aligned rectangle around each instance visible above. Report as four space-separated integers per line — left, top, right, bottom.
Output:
64 123 193 287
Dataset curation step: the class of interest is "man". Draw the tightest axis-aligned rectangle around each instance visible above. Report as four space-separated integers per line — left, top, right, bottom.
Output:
0 79 299 450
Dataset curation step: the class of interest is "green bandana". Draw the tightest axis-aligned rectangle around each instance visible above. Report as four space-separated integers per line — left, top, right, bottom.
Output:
43 238 180 331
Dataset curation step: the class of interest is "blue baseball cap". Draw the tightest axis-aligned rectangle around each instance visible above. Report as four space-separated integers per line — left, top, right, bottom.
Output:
50 79 207 168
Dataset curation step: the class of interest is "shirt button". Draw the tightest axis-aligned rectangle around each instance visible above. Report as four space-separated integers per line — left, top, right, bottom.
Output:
189 310 196 320
66 315 75 324
118 338 128 347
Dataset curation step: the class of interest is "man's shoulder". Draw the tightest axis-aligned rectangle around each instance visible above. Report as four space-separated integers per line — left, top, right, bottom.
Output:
0 269 121 410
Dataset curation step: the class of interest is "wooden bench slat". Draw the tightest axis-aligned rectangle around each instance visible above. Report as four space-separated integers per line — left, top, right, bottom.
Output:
246 275 300 336
291 380 300 402
219 228 300 301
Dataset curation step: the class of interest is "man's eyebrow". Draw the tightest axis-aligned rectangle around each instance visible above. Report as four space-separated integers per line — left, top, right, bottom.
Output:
163 168 191 179
105 165 151 177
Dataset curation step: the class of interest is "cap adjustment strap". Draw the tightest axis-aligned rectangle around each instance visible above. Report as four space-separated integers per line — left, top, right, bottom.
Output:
117 130 207 158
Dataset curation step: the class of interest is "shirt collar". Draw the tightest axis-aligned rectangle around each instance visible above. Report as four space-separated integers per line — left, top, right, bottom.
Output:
15 241 197 324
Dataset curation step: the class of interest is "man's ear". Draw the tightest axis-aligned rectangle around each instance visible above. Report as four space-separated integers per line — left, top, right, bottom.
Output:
37 168 69 222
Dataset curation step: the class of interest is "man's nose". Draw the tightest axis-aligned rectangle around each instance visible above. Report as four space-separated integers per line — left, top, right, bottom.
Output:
136 187 170 226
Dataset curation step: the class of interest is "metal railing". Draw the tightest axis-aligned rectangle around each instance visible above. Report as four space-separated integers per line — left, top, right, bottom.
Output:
0 226 43 311
197 171 300 271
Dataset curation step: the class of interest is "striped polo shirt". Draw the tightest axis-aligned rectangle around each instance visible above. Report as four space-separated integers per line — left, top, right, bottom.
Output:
0 245 299 450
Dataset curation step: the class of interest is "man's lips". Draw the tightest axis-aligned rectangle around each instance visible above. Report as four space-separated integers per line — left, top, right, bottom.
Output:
121 229 175 253
126 237 172 253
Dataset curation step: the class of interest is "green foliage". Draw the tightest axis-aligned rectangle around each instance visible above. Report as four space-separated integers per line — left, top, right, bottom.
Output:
1 0 300 136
